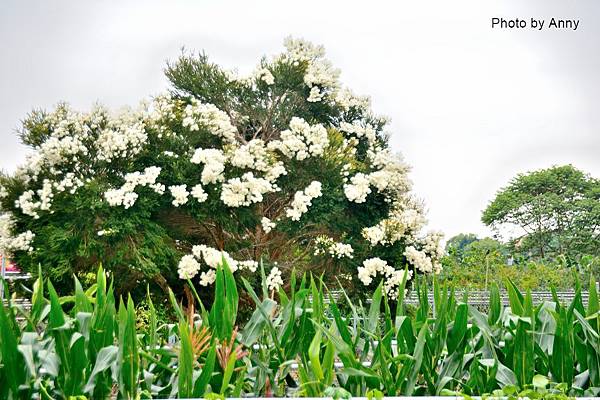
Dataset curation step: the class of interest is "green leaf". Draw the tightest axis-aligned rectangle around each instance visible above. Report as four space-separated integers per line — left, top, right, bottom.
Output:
194 343 216 397
308 329 324 381
84 346 118 394
404 321 428 395
177 321 194 398
118 295 139 399
0 297 24 396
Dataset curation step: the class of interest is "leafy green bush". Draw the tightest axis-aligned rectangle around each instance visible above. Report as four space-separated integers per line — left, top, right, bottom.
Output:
0 38 444 301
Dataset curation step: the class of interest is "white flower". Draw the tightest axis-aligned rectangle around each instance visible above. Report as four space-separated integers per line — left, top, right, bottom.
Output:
339 121 377 145
10 230 35 253
358 257 387 286
192 244 238 271
230 139 271 172
307 87 324 102
358 257 412 299
182 100 237 143
333 88 371 111
191 148 227 185
330 242 354 259
0 214 36 254
286 181 322 221
265 162 287 182
190 184 208 202
268 117 329 161
255 68 275 85
169 185 189 207
266 266 284 292
97 122 147 162
344 173 371 203
304 59 339 91
404 246 433 273
261 217 276 233
199 270 217 286
0 185 8 199
221 172 276 207
16 190 41 219
237 260 259 272
178 254 201 279
314 235 353 259
421 230 445 260
281 36 326 62
104 166 162 208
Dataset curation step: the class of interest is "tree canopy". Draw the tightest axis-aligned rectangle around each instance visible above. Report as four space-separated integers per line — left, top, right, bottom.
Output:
0 38 443 298
482 165 600 260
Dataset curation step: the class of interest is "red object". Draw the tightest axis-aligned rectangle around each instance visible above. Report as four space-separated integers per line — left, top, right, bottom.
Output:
1 255 21 273
6 262 20 272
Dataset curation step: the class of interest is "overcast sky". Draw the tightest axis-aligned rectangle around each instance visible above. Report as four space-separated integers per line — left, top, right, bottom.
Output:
1 0 598 239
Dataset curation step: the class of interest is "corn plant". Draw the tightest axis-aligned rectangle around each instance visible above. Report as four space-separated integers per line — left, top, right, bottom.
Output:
1 262 600 398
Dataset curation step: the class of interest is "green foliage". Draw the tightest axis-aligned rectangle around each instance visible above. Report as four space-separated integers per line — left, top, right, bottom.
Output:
440 234 587 290
482 165 600 260
0 39 417 302
3 263 600 398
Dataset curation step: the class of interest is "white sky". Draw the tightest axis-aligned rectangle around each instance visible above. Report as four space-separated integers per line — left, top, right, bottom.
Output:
1 0 598 239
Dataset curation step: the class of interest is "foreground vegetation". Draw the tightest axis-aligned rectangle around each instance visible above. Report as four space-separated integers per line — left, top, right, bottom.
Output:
1 263 599 399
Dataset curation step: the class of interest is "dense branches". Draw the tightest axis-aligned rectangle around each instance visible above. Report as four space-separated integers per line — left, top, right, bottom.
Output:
482 165 600 260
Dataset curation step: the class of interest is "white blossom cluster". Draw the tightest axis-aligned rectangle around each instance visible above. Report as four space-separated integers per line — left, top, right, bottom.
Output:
190 184 208 202
254 68 275 85
357 257 413 300
148 93 179 124
404 246 437 274
421 230 445 261
268 117 329 160
15 173 85 219
266 266 284 292
278 37 340 104
314 235 354 259
104 166 162 208
0 214 34 254
182 99 238 143
367 150 411 195
334 88 371 112
362 204 426 247
339 121 377 145
344 173 372 203
177 244 258 285
191 148 227 185
177 254 201 280
97 121 147 162
17 106 91 181
343 151 411 205
221 172 276 207
261 217 276 233
402 231 444 275
169 184 189 207
286 181 322 221
230 139 272 171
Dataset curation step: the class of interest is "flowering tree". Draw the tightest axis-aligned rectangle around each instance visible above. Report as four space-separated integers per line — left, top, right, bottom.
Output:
0 38 443 298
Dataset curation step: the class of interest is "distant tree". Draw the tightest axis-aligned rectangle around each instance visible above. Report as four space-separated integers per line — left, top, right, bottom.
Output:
482 165 600 260
441 236 509 289
445 233 478 258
